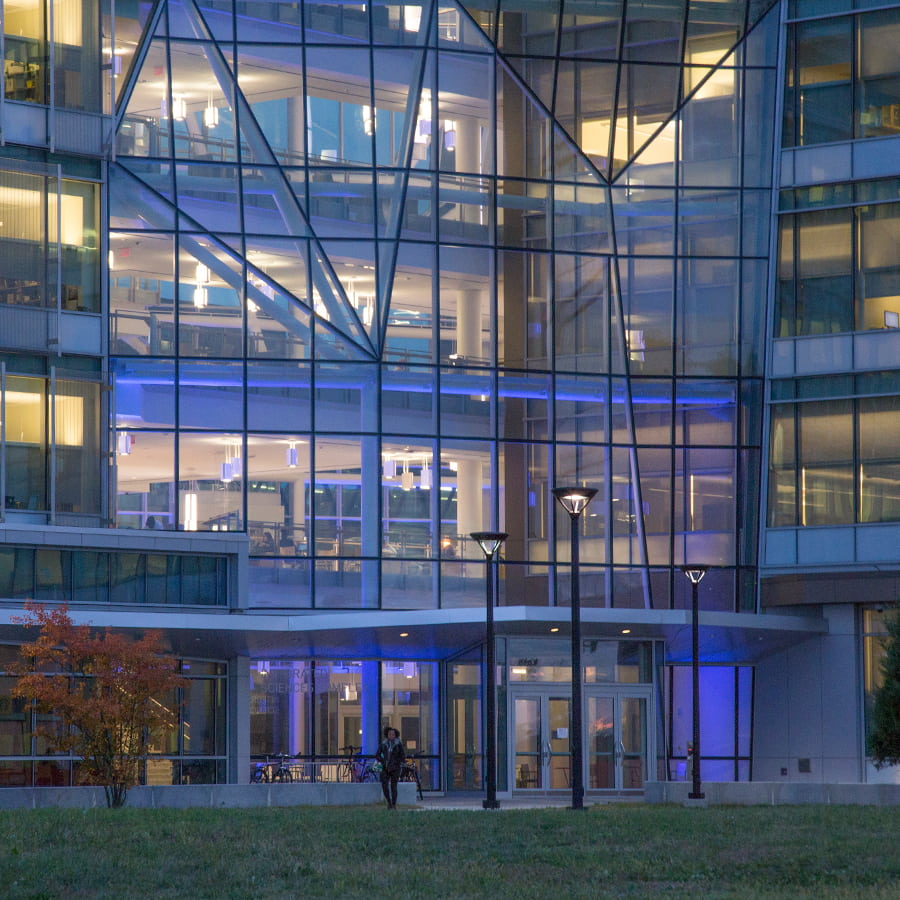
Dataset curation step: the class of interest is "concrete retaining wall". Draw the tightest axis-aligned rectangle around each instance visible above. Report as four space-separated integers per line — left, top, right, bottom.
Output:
0 782 417 810
644 781 900 806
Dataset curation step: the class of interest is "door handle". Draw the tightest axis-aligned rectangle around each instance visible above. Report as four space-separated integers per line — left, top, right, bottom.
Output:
616 741 625 762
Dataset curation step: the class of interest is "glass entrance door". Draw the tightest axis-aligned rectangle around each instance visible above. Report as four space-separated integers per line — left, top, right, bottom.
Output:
511 687 651 793
512 694 572 790
587 691 649 791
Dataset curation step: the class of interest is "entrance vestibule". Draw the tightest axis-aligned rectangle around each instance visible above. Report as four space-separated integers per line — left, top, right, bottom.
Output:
507 639 655 796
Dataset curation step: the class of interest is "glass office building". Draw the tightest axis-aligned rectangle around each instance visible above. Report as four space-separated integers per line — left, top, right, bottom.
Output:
0 0 897 793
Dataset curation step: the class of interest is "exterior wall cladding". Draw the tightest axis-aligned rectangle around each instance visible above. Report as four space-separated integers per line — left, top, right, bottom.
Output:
0 0 897 793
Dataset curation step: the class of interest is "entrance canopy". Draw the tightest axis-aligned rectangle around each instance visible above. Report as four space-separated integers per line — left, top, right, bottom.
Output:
0 606 827 663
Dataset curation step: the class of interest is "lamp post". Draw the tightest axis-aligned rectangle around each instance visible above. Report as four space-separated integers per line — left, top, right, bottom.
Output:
552 487 598 811
471 531 507 810
681 565 708 800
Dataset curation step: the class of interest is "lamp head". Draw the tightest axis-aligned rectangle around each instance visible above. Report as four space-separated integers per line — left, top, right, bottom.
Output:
470 531 508 558
552 486 598 517
680 565 709 585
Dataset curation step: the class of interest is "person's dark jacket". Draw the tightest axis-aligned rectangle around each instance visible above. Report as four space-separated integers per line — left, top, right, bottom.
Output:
375 738 405 776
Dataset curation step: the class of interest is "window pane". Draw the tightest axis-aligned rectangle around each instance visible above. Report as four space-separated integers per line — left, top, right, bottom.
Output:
858 10 900 139
859 396 900 523
793 19 852 146
799 401 853 525
6 376 46 511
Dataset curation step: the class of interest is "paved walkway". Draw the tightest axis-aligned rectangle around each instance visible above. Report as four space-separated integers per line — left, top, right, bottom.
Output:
413 793 639 810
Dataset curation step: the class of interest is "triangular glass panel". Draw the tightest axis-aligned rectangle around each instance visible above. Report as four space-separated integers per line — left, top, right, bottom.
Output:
553 253 611 374
112 0 163 105
177 234 246 359
613 251 676 376
320 239 381 346
110 163 175 229
680 30 756 189
610 446 649 569
314 322 378 360
373 47 427 169
168 39 238 162
221 234 313 307
310 244 376 353
748 0 780 31
612 119 677 188
377 239 398 345
167 0 206 40
243 165 311 238
496 64 552 181
554 127 606 185
217 233 314 359
377 170 409 241
637 446 673 566
503 53 555 114
369 51 435 246
610 63 681 180
383 242 436 364
556 59 619 180
118 38 171 159
607 272 628 380
456 1 498 47
247 279 312 361
404 54 438 173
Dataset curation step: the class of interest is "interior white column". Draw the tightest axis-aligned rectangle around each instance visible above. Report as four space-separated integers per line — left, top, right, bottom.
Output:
456 290 482 359
455 457 484 538
454 117 481 174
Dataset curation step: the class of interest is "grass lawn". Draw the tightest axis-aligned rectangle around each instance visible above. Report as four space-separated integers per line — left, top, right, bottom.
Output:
1 804 899 899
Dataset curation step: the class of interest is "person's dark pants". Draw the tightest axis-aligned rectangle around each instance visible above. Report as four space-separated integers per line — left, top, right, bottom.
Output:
381 771 399 807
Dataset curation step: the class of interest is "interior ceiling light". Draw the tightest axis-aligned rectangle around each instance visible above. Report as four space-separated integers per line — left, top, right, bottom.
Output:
192 286 208 309
204 96 219 128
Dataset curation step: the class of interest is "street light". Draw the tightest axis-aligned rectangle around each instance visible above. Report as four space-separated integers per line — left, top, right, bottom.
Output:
471 531 507 810
681 565 709 800
552 486 598 811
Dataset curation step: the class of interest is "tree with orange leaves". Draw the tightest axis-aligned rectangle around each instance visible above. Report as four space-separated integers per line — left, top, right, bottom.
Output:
11 602 187 808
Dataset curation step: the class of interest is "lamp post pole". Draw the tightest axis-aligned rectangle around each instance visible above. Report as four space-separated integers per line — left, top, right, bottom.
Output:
471 531 507 810
681 566 708 800
552 487 597 811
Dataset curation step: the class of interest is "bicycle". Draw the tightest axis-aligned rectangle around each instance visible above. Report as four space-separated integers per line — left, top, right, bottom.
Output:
400 754 424 800
338 745 380 783
250 753 294 783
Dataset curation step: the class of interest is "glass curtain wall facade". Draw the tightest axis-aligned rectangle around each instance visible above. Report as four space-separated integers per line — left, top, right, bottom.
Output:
16 0 900 792
0 647 227 788
110 0 777 617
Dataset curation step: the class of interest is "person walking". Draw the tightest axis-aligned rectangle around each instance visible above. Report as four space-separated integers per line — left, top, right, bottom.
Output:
375 726 405 809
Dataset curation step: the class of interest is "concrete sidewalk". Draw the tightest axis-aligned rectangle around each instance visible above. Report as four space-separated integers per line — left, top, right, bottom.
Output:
412 793 637 810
